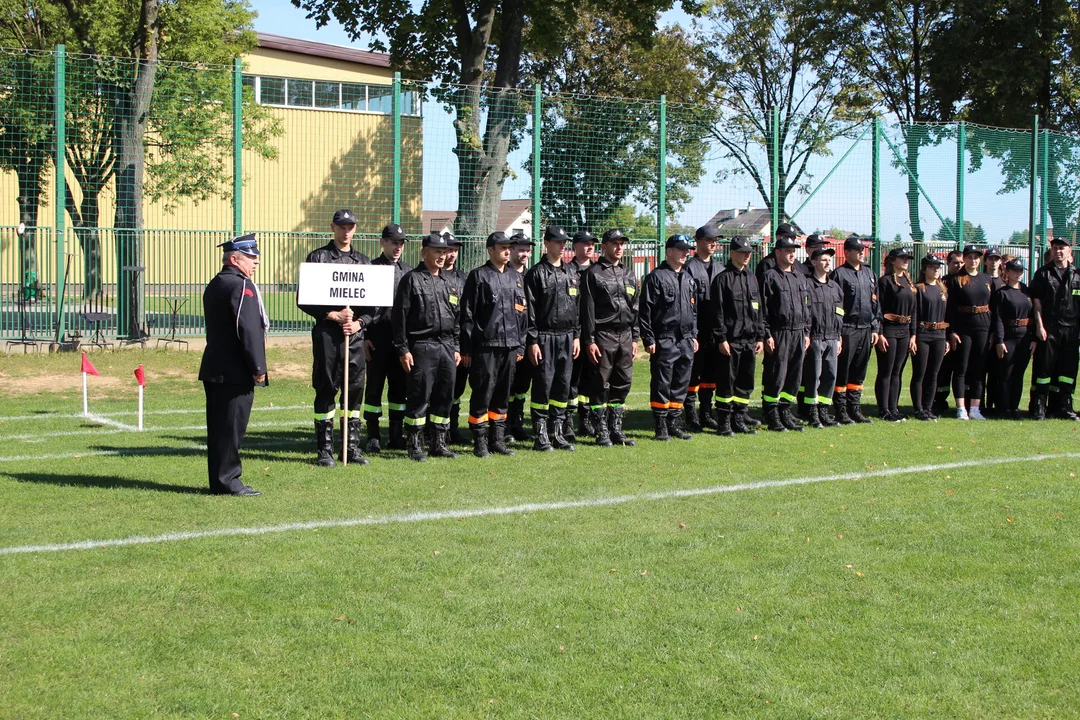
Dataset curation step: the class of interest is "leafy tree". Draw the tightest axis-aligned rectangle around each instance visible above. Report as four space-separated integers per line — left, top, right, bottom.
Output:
932 217 985 244
292 0 687 238
696 0 873 221
526 13 716 234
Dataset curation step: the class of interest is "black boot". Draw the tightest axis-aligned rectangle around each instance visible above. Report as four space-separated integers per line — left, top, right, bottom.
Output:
819 405 839 427
471 424 490 458
314 419 335 467
765 403 787 432
667 410 693 440
365 418 382 453
653 411 671 441
848 392 873 424
406 425 428 462
532 410 554 451
342 417 370 465
833 394 854 424
798 399 813 423
594 407 613 447
448 402 465 444
550 407 575 451
684 395 703 432
743 409 762 428
1059 394 1080 421
699 389 718 429
563 405 577 442
387 409 406 450
579 405 596 438
609 406 636 446
1032 392 1047 421
779 402 804 432
731 407 757 435
490 420 516 456
430 425 458 459
509 398 532 442
807 405 824 429
715 404 735 437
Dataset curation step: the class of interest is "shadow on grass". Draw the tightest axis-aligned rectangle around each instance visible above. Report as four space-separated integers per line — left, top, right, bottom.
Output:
3 471 207 494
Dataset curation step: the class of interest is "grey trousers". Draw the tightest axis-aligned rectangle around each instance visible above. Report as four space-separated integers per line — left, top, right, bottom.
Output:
802 337 839 406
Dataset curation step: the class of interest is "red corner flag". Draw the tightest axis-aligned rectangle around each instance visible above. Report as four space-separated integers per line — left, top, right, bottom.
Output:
134 365 146 387
81 352 99 376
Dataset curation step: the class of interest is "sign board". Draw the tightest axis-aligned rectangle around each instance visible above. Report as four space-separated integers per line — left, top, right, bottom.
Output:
296 263 396 306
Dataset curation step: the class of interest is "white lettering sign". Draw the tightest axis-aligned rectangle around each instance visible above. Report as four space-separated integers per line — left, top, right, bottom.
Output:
296 262 396 306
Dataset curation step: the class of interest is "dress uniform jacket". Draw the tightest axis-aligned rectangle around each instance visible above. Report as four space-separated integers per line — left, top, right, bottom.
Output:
461 261 527 355
640 263 698 413
297 242 375 327
525 256 580 341
580 257 640 345
711 263 765 345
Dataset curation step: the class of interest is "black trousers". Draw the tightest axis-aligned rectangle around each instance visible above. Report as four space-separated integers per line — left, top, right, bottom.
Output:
405 340 457 426
530 331 575 410
649 336 695 413
687 341 718 397
469 347 517 426
762 329 806 403
874 331 911 415
803 337 839 405
204 381 254 494
569 355 587 410
510 355 533 403
585 328 634 407
836 326 873 397
715 340 757 409
311 324 365 420
951 326 990 401
910 336 946 412
364 332 407 421
996 335 1033 411
1033 325 1080 396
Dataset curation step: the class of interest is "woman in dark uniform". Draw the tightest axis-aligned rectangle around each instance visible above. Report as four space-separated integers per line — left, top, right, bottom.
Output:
945 245 994 420
910 255 949 421
991 258 1035 419
874 248 917 421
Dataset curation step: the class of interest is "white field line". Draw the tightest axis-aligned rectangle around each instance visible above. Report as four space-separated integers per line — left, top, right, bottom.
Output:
0 404 310 422
0 435 309 463
1 452 1074 557
83 413 140 432
0 418 308 443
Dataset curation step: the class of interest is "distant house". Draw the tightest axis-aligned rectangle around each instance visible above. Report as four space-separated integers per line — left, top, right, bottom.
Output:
422 199 533 238
706 207 801 238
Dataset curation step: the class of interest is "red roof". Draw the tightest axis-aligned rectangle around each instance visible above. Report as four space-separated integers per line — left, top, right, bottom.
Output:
256 32 391 68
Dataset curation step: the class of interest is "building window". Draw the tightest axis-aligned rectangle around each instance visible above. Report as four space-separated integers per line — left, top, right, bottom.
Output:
243 74 420 116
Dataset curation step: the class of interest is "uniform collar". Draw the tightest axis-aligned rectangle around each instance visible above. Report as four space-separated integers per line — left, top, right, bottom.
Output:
325 241 359 261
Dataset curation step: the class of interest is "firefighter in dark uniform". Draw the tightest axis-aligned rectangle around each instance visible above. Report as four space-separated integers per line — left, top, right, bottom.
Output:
933 250 964 415
756 222 798 412
983 247 1005 414
802 246 844 428
683 224 722 431
640 234 699 441
297 210 375 467
566 229 596 440
1028 236 1080 420
795 233 827 419
945 245 993 420
363 223 413 453
991 257 1034 420
832 235 881 424
525 225 579 452
460 232 526 457
710 235 765 436
581 228 640 447
441 233 470 443
393 231 460 462
200 233 268 496
507 233 535 442
760 233 811 432
874 248 918 422
910 255 949 421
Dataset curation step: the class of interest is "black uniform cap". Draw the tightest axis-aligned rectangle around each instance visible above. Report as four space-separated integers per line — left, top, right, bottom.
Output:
544 225 570 242
572 229 596 245
443 232 461 247
219 233 259 257
983 246 1002 258
1050 236 1071 246
332 209 357 226
729 236 752 253
1003 258 1025 272
774 234 800 250
486 231 512 247
422 231 449 248
381 224 407 242
775 222 797 239
511 232 535 246
921 254 944 266
811 246 835 259
695 224 720 240
805 233 825 248
666 234 693 250
961 244 983 257
602 228 630 243
843 236 868 251
887 247 913 260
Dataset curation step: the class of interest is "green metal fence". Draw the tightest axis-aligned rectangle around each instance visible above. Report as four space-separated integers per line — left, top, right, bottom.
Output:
1 44 1077 343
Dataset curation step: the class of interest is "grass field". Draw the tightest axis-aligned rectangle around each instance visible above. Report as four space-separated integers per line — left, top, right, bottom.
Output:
1 345 1079 718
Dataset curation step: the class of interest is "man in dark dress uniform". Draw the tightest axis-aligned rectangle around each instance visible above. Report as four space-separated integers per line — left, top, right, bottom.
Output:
441 234 470 443
566 230 596 439
1029 236 1080 420
297 209 376 467
507 233 535 442
200 234 268 496
683 224 722 430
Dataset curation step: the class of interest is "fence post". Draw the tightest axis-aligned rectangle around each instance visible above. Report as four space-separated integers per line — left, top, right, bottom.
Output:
1029 115 1039 271
392 72 402 226
657 94 667 253
232 58 242 236
956 120 965 249
770 106 780 237
871 117 881 272
54 44 67 342
531 84 542 263
1041 128 1049 248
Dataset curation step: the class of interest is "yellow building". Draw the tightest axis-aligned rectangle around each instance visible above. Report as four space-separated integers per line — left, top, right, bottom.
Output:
0 33 423 288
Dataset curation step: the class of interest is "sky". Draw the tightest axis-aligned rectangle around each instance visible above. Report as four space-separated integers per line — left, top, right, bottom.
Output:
246 1 1032 244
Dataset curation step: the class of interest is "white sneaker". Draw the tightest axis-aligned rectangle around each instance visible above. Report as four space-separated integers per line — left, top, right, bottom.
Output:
957 407 969 420
968 407 986 421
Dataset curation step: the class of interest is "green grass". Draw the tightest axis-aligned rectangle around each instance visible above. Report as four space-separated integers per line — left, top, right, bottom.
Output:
1 346 1079 718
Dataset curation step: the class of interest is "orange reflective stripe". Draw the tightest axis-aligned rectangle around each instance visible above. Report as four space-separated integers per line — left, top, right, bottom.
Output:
699 383 717 390
669 402 684 410
468 413 489 425
846 383 863 391
650 401 671 409
488 412 507 421
834 386 846 394
686 385 700 393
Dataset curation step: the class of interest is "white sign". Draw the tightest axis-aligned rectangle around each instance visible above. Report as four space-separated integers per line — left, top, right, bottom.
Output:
296 262 396 306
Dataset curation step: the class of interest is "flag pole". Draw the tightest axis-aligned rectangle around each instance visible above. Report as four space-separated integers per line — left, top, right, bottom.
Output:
343 339 349 466
138 385 144 431
82 371 88 417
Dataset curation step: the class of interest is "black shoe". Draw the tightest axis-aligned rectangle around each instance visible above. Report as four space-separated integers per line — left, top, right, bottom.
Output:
1009 409 1023 420
914 410 933 421
834 398 854 425
490 421 516 456
715 409 736 437
430 427 458 459
779 405 804 432
472 425 490 458
550 408 575 451
807 405 824 429
594 408 613 447
731 409 758 435
667 412 693 441
406 426 428 462
314 419 336 467
818 406 839 427
579 406 596 438
365 419 382 454
563 408 577 442
765 405 787 432
609 406 636 446
653 412 671 442
531 410 554 452
684 399 703 432
233 485 261 496
849 401 873 424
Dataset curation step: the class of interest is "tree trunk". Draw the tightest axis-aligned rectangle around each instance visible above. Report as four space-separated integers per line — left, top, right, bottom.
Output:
905 128 924 241
15 166 44 289
66 185 103 299
113 0 158 338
